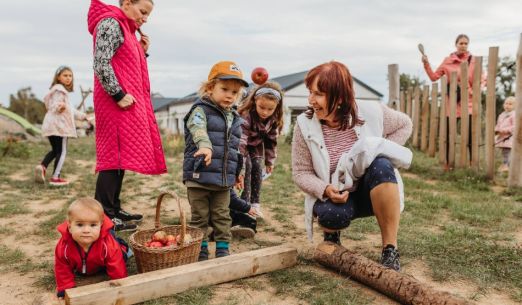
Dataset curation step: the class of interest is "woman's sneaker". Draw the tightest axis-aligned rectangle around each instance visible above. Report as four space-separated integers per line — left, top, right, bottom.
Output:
117 209 143 223
111 217 138 232
381 244 401 271
231 225 255 239
49 177 69 186
34 165 46 184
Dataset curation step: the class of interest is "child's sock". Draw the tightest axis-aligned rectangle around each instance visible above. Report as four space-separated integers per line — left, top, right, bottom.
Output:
215 241 230 258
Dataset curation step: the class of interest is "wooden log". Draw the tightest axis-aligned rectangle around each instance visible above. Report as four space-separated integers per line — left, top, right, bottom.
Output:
314 242 472 305
485 46 499 179
439 76 448 164
448 72 458 169
420 85 430 151
508 35 522 186
459 61 470 168
428 82 439 157
400 90 406 113
471 56 483 170
65 245 297 305
388 64 400 110
407 87 413 119
412 86 421 148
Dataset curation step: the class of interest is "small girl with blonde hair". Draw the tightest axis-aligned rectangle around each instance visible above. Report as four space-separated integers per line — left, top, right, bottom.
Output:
495 96 517 172
35 66 88 186
238 81 284 218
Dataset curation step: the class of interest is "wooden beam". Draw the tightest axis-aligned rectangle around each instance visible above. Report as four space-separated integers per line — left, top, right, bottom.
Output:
448 72 458 169
428 82 439 157
388 64 400 110
471 56 483 171
412 86 421 148
485 47 499 179
65 245 297 305
406 87 413 119
400 90 406 113
508 35 522 186
459 61 470 168
314 242 472 305
420 85 430 151
439 76 448 164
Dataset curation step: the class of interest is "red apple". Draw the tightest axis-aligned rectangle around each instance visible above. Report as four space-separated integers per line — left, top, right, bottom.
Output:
152 230 168 244
149 241 164 248
166 234 176 243
251 67 269 85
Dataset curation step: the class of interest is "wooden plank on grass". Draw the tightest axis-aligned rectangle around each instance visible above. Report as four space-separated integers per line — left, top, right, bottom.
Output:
65 245 297 305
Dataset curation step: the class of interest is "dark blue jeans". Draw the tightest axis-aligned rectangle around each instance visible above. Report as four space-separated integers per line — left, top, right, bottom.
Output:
313 157 397 230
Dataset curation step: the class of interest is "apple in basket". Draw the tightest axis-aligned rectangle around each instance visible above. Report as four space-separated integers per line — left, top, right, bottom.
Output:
152 230 168 244
165 235 177 247
149 241 164 248
176 233 193 245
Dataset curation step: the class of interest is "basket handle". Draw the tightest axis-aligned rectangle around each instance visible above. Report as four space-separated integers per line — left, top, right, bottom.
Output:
154 190 186 244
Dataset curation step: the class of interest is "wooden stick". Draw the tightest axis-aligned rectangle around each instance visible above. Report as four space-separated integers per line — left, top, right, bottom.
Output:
407 87 413 119
314 243 472 305
485 47 499 179
448 72 458 169
388 64 400 110
412 86 421 148
508 35 522 186
471 56 483 170
428 82 439 157
400 90 406 113
459 61 470 168
65 246 297 305
439 76 448 164
421 85 430 151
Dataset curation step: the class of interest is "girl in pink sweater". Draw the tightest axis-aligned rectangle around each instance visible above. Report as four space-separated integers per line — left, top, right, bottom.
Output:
495 96 516 172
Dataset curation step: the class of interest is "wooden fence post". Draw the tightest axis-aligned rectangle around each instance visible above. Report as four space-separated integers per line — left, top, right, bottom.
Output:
388 64 400 110
400 90 406 113
471 56 483 170
459 61 470 168
412 86 421 148
428 82 439 157
421 85 430 151
485 47 499 179
448 72 458 169
438 76 448 164
508 35 522 187
407 87 413 119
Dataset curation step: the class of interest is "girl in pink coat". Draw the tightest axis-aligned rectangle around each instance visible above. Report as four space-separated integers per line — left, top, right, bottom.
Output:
34 66 88 186
495 96 516 172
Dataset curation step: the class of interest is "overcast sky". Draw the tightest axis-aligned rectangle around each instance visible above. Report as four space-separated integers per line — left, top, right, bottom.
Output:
1 0 520 108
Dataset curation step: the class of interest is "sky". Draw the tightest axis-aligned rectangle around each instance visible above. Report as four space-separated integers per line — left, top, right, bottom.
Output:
0 0 521 108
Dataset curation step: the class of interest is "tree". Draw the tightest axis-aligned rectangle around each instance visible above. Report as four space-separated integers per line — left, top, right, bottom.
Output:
8 87 46 124
400 73 425 91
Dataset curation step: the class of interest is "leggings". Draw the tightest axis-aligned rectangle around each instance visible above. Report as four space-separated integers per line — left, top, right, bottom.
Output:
241 155 263 204
41 136 67 178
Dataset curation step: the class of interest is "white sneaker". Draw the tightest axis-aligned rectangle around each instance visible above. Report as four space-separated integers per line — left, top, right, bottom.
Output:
251 203 264 219
231 225 255 238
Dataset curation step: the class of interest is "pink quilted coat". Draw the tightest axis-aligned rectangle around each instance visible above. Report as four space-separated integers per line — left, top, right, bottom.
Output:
495 111 515 149
88 0 166 175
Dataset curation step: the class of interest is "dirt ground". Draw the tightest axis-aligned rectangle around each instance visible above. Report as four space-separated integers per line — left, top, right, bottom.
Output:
1 157 520 305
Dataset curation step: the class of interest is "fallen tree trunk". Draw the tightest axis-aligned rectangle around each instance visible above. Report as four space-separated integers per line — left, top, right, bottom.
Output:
314 242 472 305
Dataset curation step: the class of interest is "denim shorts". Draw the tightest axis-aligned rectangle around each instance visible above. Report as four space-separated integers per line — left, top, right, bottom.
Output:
313 157 397 230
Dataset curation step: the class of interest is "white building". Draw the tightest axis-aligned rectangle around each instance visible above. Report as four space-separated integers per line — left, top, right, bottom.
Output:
153 71 383 135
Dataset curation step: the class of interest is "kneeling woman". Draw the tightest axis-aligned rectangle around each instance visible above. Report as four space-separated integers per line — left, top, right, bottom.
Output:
291 61 412 271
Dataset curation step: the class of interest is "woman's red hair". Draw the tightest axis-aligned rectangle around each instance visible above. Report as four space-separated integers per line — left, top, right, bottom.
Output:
304 61 363 130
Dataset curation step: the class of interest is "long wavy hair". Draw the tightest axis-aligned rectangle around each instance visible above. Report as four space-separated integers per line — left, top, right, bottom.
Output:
50 66 74 92
304 61 363 130
238 81 284 133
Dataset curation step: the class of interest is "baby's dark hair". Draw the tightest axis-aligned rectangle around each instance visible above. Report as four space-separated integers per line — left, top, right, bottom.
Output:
119 0 154 6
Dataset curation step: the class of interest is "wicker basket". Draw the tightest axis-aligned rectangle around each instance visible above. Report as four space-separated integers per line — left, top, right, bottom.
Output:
129 191 203 273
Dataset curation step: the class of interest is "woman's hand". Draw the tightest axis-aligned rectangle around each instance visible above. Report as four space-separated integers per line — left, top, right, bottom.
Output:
140 33 150 53
117 94 135 110
421 55 429 64
323 184 349 203
194 147 212 166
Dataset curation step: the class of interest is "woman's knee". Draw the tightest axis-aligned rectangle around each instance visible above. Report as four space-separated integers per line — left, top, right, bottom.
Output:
364 157 397 190
314 200 353 230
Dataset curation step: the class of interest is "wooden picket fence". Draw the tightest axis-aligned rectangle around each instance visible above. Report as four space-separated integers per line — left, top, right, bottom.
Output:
387 47 500 179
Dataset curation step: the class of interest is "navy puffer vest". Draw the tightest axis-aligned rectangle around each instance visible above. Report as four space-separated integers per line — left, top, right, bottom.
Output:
183 98 242 187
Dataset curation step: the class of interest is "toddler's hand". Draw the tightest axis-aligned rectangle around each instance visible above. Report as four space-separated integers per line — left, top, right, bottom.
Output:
194 148 212 166
265 165 274 174
58 104 66 113
247 207 258 217
235 175 244 190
